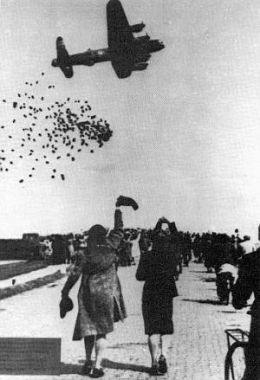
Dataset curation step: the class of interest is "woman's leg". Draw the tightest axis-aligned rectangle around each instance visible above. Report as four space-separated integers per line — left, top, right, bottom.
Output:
148 334 160 366
94 334 108 369
158 334 172 374
84 335 95 362
82 336 95 374
161 334 172 358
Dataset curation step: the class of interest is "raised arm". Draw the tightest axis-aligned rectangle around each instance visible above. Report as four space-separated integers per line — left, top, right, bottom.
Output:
106 208 124 250
152 217 170 238
156 216 170 229
107 196 139 250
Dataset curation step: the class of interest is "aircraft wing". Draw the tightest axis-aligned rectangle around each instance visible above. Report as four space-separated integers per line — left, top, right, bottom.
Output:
106 0 163 79
107 0 134 47
107 0 135 78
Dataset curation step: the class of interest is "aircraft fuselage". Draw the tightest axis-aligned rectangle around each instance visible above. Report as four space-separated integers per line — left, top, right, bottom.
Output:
68 48 110 66
65 39 163 67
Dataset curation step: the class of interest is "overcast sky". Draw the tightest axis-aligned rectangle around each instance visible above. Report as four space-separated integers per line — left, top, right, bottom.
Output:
0 0 260 240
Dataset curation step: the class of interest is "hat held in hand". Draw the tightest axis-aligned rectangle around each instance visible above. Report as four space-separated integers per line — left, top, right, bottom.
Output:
116 196 139 210
59 296 73 319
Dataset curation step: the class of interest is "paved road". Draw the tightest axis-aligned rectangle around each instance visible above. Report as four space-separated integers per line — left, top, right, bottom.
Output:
0 260 251 380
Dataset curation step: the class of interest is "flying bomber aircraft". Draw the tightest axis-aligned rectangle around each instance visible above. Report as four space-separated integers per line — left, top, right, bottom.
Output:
51 0 165 79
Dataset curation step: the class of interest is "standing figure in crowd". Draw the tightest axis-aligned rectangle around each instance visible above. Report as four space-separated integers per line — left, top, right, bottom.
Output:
65 237 75 264
117 232 132 266
232 249 260 380
124 234 134 265
181 232 192 268
202 234 214 272
169 222 182 280
216 260 237 305
60 196 137 378
136 217 178 376
138 229 152 255
213 234 237 305
52 234 66 264
193 233 202 263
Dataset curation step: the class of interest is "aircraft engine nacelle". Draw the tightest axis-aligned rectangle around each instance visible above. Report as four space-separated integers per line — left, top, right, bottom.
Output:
134 53 151 63
133 62 148 71
148 39 165 52
137 35 150 42
52 36 73 78
130 22 145 33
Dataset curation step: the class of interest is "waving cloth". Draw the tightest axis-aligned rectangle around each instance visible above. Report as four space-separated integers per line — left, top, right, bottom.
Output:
116 195 139 210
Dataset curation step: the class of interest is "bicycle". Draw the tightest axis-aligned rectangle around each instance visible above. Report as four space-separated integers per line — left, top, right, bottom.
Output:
224 329 249 380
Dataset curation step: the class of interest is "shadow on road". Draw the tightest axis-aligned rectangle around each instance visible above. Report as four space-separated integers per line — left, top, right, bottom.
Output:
102 358 150 373
201 278 216 283
182 298 221 306
110 342 146 349
60 362 82 375
60 353 150 375
189 270 209 274
217 310 236 314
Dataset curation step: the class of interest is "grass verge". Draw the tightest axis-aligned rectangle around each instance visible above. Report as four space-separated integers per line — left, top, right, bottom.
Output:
0 260 48 281
0 270 65 300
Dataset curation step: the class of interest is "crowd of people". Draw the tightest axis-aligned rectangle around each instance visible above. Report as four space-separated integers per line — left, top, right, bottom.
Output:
38 228 138 267
38 214 251 281
58 196 259 378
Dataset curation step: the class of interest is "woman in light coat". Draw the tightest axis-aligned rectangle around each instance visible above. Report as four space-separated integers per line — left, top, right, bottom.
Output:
61 207 126 378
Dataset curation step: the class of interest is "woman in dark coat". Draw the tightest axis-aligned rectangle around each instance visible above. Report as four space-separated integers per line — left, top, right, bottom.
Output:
136 217 178 376
61 207 126 378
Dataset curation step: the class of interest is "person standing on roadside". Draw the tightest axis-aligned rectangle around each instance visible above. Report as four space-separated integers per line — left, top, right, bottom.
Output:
232 248 260 380
136 217 178 376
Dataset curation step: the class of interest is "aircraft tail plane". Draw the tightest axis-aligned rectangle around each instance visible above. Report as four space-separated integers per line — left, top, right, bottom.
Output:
52 37 73 78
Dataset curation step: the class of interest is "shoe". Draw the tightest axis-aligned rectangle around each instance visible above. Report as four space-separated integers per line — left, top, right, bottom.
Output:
81 361 92 375
89 368 105 378
150 364 163 376
158 355 168 374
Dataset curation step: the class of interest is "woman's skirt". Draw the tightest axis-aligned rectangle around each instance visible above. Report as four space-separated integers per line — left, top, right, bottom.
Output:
142 286 174 336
